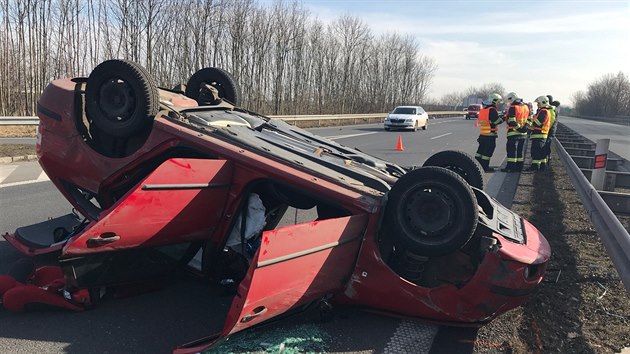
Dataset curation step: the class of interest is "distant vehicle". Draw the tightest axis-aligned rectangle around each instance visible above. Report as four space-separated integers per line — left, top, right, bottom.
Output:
384 106 428 131
464 104 482 120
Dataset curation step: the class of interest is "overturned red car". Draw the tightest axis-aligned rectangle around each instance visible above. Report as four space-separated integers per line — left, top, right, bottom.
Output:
2 60 550 353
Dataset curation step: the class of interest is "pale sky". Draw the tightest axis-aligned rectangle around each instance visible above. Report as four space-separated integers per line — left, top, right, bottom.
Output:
267 0 630 106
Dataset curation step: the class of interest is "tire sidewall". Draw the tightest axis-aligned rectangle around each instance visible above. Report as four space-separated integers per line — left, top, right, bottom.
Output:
385 166 478 256
423 150 484 190
185 67 240 105
85 60 158 138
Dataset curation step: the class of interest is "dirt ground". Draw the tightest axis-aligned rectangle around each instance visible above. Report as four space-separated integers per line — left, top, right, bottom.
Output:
475 148 630 354
1 128 629 353
0 126 37 157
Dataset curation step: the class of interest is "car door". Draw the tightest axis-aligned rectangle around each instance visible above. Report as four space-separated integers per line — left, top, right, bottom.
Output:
174 214 369 353
60 158 233 287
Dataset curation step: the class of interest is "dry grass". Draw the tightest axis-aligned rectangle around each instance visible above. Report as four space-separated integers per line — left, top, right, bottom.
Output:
0 125 37 138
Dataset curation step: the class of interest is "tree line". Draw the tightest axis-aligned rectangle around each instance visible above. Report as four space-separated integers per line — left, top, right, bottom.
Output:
572 72 630 118
0 0 438 116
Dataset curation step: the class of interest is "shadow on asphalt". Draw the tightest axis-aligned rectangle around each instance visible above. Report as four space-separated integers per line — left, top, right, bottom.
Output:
0 242 232 354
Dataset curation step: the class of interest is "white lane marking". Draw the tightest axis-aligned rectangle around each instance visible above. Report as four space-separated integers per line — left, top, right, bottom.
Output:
0 179 50 189
0 178 50 189
0 171 50 189
36 170 50 182
324 132 378 140
0 165 18 184
431 133 452 140
384 320 439 354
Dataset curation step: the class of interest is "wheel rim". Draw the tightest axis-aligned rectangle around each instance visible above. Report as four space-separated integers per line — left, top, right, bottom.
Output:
402 185 457 238
98 77 136 122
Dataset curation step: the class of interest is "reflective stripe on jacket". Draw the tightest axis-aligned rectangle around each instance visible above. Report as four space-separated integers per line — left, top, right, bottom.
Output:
478 106 500 136
530 107 551 139
506 103 530 137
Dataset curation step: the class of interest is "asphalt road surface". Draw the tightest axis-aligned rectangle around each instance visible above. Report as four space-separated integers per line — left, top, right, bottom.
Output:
0 117 510 354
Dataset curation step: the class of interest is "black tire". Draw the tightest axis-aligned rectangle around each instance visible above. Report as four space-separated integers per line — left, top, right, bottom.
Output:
422 122 427 130
385 166 478 256
185 67 240 105
85 60 159 138
423 150 484 190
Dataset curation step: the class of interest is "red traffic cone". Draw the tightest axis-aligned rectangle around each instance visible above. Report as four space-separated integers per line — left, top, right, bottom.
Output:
396 134 404 151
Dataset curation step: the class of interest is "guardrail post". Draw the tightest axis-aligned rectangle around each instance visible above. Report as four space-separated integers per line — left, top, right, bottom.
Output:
591 139 610 190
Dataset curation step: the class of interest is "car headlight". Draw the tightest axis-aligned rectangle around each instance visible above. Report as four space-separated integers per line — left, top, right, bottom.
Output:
406 119 413 123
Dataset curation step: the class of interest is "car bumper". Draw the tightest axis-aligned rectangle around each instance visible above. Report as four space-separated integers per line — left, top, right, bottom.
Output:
384 122 414 129
338 218 551 324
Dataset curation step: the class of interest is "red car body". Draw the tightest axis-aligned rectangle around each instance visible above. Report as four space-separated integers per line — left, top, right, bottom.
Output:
3 68 550 353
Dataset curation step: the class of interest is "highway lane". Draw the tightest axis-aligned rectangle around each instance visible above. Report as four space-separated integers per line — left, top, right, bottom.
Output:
0 137 36 145
310 117 507 170
0 117 507 354
557 116 630 161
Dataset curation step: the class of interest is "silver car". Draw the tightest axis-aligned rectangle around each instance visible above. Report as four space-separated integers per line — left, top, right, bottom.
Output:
384 105 429 131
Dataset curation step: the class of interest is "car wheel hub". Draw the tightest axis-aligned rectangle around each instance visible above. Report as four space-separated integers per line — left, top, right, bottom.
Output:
404 188 455 236
98 78 136 122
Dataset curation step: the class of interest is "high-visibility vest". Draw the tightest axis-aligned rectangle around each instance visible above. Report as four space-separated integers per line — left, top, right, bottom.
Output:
478 107 498 136
548 106 557 127
531 107 551 138
506 103 530 136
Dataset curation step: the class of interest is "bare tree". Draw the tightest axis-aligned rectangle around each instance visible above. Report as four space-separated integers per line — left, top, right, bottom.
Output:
574 72 630 117
0 0 439 116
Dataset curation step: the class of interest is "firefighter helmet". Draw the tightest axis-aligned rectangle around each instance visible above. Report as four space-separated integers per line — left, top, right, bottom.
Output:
506 92 518 102
534 95 549 106
488 93 502 104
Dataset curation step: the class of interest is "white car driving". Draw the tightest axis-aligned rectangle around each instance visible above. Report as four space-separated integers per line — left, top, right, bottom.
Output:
384 105 428 131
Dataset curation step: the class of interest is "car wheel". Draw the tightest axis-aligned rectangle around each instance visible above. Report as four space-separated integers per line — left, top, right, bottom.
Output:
384 127 390 131
422 150 484 189
422 121 427 130
385 166 478 256
85 59 159 138
413 121 418 132
185 67 240 105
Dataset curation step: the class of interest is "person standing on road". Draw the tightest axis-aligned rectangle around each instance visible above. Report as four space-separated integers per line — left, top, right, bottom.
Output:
502 92 530 172
529 95 552 171
474 93 504 172
544 95 560 165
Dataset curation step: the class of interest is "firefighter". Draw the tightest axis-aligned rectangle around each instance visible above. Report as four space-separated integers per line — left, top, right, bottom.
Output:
529 95 552 171
544 95 560 165
502 92 530 172
475 93 503 172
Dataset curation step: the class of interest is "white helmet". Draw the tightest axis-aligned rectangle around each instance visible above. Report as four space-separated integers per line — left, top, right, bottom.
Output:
488 93 502 104
506 92 518 102
534 95 549 106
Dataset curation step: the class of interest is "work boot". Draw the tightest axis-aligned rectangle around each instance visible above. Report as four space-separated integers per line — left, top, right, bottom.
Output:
480 160 494 172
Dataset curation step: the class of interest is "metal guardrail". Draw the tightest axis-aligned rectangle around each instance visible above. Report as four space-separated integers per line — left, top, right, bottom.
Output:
0 117 39 125
555 137 630 292
0 111 465 126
